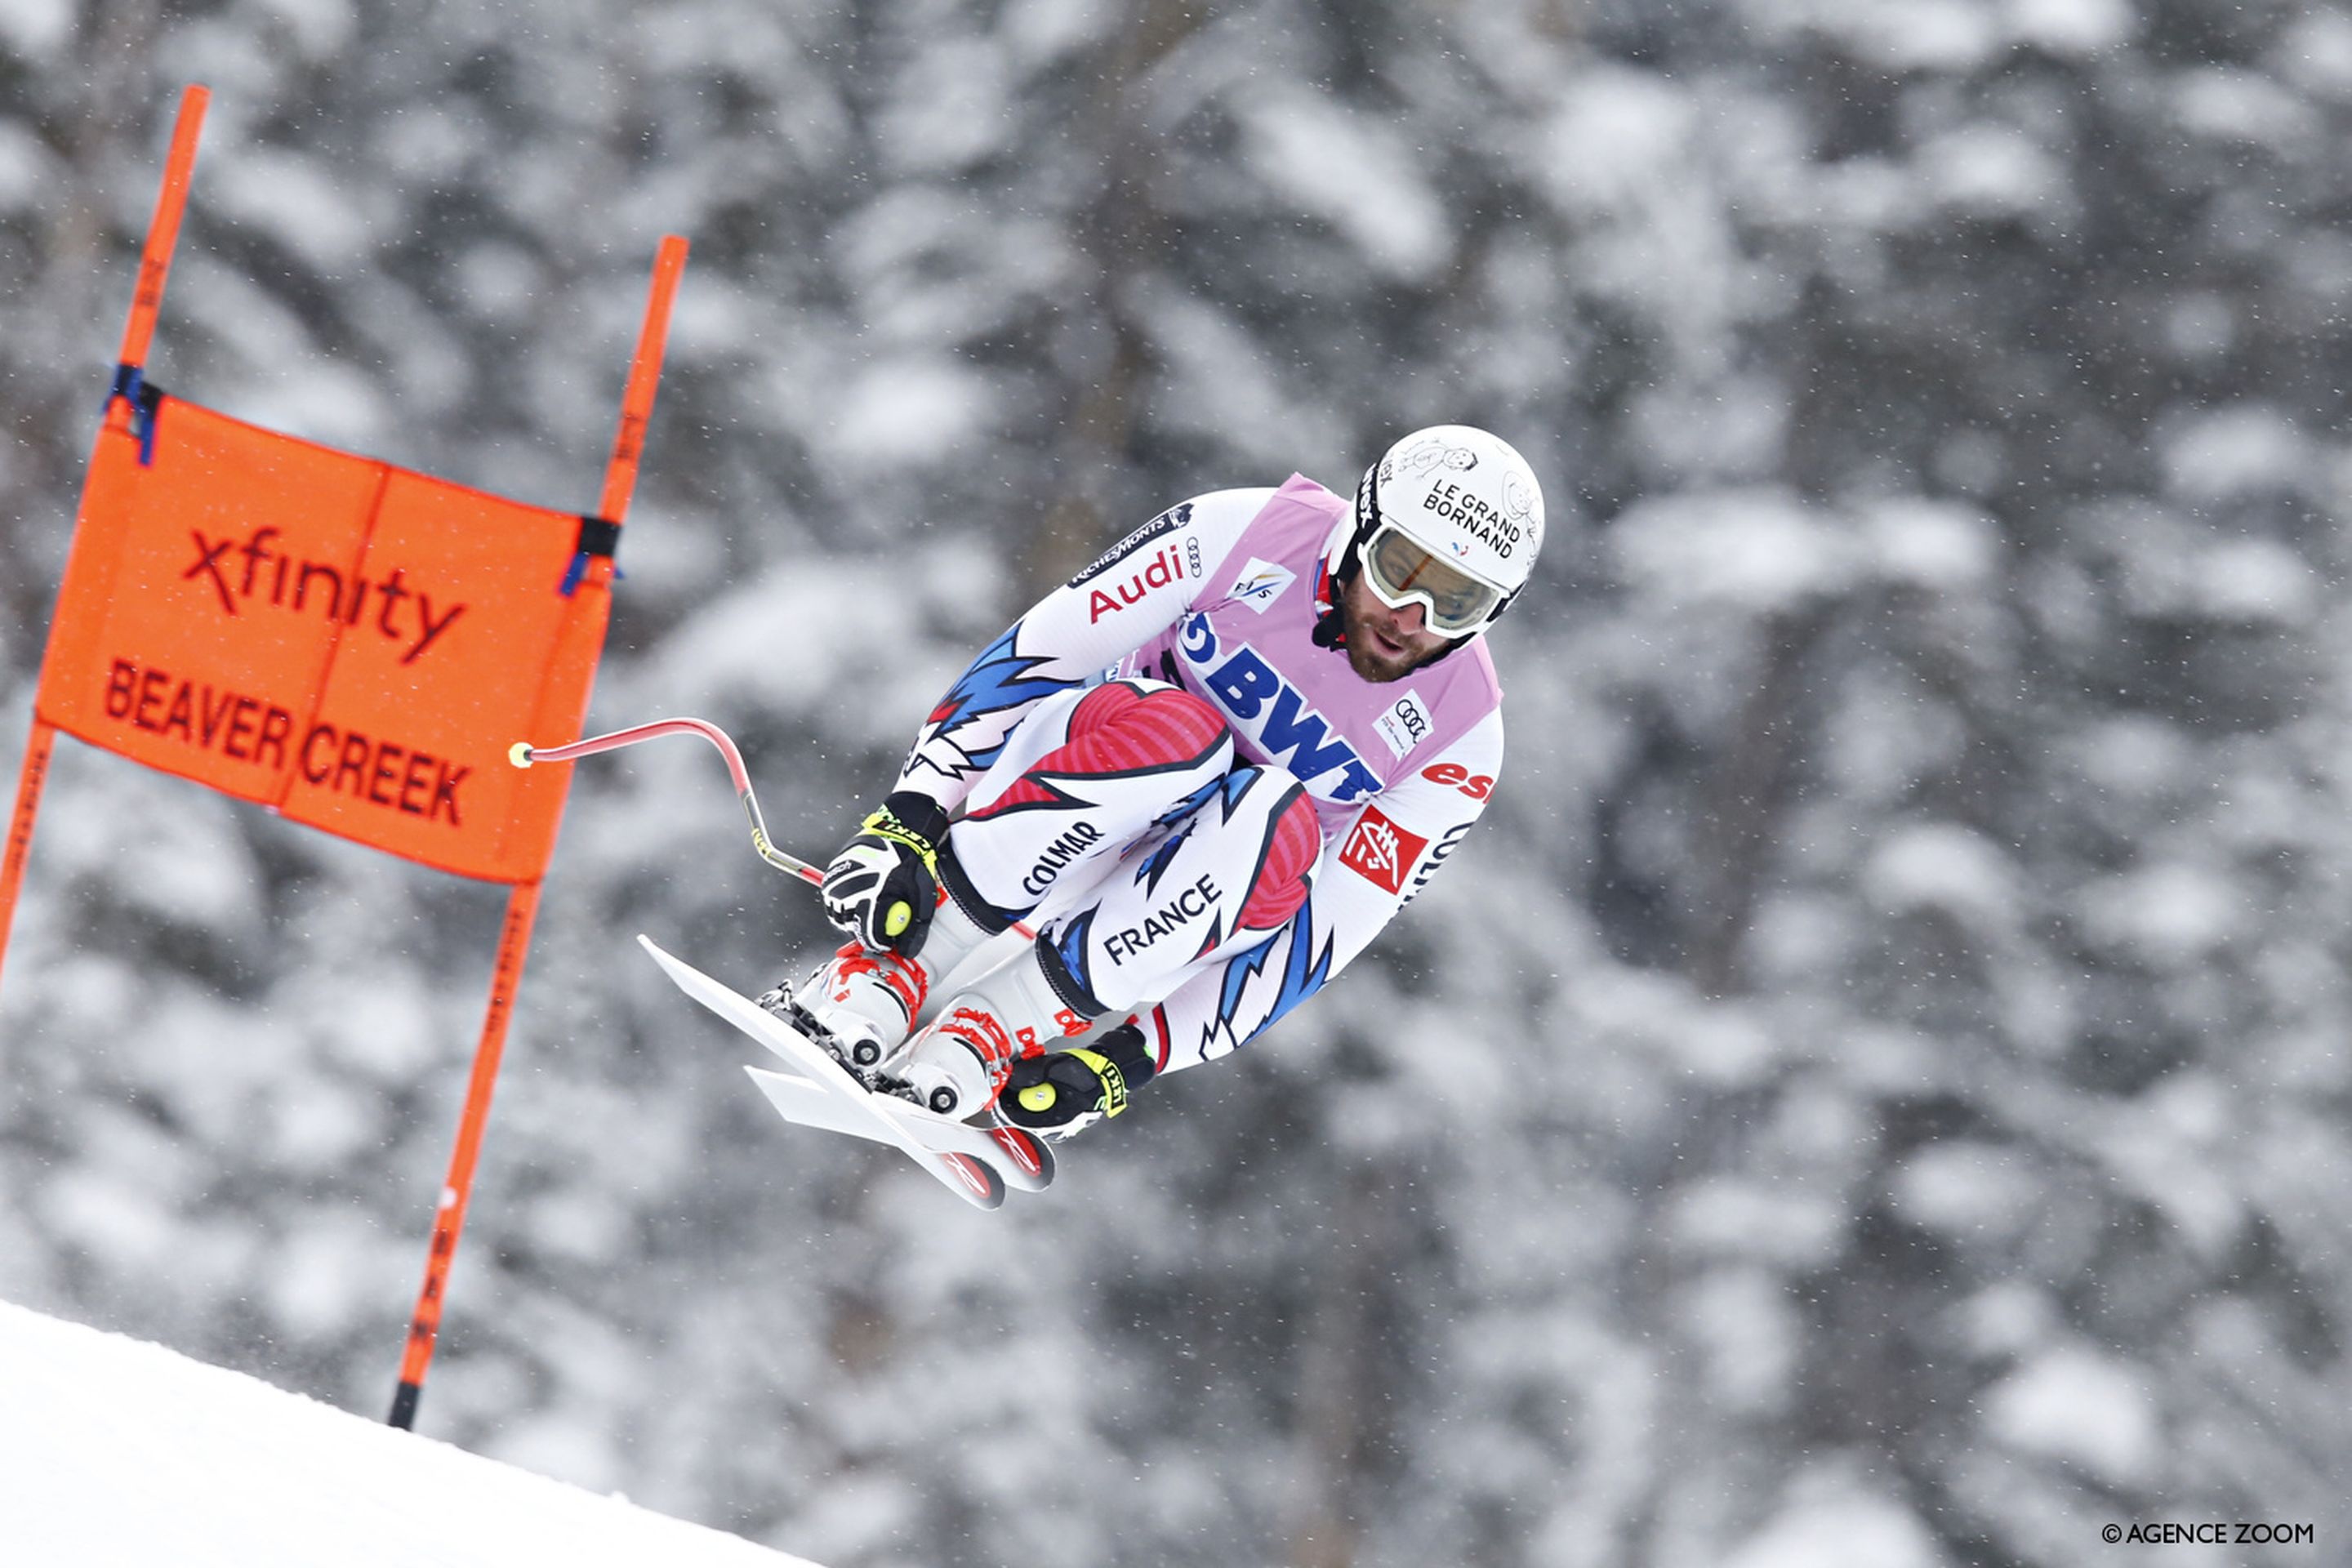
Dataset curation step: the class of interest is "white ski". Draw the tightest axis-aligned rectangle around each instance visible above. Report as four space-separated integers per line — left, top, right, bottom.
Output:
738 1066 1051 1191
637 935 1054 1208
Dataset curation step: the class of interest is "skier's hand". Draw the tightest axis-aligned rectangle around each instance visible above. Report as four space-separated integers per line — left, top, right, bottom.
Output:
822 791 951 956
1000 1023 1156 1138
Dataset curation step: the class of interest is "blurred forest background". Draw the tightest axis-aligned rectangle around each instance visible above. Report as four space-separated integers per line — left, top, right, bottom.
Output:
4 1 2350 1565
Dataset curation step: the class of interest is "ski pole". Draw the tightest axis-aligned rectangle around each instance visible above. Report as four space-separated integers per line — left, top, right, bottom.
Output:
511 718 823 885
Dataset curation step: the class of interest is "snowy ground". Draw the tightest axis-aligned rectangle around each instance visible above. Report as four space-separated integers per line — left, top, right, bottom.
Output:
1 1298 820 1568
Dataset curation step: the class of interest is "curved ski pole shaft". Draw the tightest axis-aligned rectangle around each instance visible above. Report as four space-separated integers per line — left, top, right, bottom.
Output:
510 718 823 885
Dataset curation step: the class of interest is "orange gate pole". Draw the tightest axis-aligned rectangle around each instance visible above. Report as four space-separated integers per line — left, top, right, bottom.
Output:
0 84 208 997
388 878 540 1429
388 234 688 1429
596 236 688 530
117 86 212 379
0 724 60 993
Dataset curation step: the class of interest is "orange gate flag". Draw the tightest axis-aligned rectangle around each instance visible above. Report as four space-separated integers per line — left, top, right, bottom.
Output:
36 396 612 884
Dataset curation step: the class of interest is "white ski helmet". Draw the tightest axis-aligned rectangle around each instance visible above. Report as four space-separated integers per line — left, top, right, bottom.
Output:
1336 425 1545 638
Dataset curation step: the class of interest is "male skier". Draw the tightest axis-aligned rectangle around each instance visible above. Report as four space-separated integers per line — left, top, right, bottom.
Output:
773 425 1544 1139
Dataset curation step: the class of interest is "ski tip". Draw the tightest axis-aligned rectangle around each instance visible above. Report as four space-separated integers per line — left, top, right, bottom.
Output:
638 933 702 988
987 1125 1056 1189
942 1152 1008 1209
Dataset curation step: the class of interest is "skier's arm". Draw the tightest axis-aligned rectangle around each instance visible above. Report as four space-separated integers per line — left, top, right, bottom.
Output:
1141 708 1504 1072
889 491 1267 812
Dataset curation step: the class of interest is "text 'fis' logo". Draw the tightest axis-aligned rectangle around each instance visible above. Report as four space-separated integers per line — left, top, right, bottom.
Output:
1178 614 1380 801
185 525 466 664
1228 558 1294 613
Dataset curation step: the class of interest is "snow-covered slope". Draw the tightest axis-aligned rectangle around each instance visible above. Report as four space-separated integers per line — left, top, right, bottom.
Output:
1 1299 820 1568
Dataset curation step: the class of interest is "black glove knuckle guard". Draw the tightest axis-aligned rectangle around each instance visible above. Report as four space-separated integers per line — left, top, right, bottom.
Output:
1001 1022 1156 1133
825 791 951 956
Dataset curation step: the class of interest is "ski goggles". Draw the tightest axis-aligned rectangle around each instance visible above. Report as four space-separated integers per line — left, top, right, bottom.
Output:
1359 522 1506 636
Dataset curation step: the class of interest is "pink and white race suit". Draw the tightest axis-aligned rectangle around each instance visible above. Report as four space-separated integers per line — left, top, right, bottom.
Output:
893 475 1504 1074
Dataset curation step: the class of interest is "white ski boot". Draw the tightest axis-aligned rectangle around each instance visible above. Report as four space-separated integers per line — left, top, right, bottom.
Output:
888 1000 1024 1116
758 942 929 1071
881 950 1094 1116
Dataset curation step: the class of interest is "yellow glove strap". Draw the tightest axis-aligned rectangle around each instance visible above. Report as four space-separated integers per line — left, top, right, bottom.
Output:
858 805 942 938
860 805 942 873
1067 1047 1129 1117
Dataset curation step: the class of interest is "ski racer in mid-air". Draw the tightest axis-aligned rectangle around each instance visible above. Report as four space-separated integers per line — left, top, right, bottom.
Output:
771 425 1545 1140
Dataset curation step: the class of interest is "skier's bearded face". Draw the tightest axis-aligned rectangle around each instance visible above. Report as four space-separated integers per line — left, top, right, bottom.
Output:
1339 568 1455 683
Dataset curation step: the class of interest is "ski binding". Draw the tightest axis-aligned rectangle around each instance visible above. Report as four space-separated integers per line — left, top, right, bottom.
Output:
637 934 1053 1209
